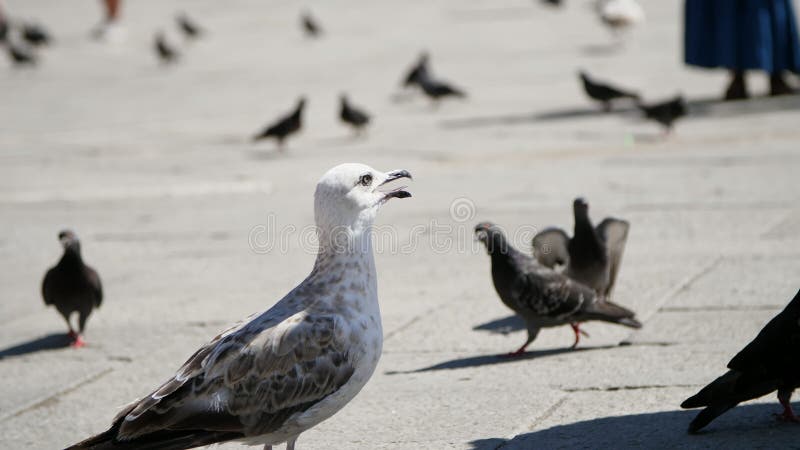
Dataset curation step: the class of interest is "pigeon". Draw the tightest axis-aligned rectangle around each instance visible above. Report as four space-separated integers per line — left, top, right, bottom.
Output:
6 42 36 66
0 20 8 42
638 95 687 133
252 97 306 150
301 11 322 38
67 164 412 450
21 22 51 46
155 31 179 64
401 52 430 89
541 0 564 7
681 289 800 433
176 13 203 39
339 94 371 135
532 198 629 299
475 222 641 355
418 75 466 103
596 0 645 34
579 70 639 111
41 230 103 348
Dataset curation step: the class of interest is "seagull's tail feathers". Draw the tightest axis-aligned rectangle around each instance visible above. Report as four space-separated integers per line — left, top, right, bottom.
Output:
680 370 778 433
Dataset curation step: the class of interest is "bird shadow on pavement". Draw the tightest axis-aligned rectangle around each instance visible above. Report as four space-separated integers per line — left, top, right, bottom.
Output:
472 314 525 335
439 92 799 130
579 42 624 56
386 345 616 374
0 332 72 360
467 402 799 449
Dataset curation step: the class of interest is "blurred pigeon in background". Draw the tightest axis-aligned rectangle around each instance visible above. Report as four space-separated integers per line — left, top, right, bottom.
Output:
176 12 203 39
402 51 430 89
155 31 179 64
301 11 322 38
340 93 371 135
579 70 639 111
253 97 306 150
21 22 50 46
638 94 687 133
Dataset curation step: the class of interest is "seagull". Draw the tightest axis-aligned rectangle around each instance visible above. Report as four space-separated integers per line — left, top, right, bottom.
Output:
401 52 430 90
21 22 51 46
579 70 639 111
596 0 645 35
638 94 687 133
252 97 306 150
339 94 371 135
155 31 179 64
42 230 103 348
67 163 413 450
681 289 800 433
475 222 641 355
301 11 322 38
532 198 629 299
176 13 203 39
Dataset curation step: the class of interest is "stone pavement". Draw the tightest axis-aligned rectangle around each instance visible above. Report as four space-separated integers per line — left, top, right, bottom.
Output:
1 0 799 448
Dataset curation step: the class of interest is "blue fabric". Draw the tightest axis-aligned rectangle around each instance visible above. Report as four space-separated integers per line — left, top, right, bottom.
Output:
685 0 800 72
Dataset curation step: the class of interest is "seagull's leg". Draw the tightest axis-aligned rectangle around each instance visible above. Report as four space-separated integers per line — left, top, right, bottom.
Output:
570 323 590 349
775 389 800 423
286 436 298 450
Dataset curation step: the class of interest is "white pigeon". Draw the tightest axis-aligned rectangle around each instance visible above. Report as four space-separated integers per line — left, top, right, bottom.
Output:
597 0 645 34
67 163 412 450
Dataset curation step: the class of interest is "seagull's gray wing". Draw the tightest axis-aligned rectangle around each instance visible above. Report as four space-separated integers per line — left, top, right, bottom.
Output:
531 227 570 268
114 310 355 442
596 218 629 298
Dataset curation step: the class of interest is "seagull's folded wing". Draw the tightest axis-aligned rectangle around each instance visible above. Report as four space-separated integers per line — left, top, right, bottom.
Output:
115 311 355 441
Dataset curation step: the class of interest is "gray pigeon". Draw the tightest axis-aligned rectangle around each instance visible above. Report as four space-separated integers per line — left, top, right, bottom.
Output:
41 230 103 347
532 198 629 299
681 289 800 433
475 222 641 355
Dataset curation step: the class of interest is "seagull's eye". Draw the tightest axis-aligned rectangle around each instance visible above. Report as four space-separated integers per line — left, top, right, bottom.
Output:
358 174 373 187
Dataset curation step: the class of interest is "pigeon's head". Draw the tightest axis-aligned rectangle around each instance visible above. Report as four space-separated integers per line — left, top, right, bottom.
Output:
314 163 412 230
58 229 80 252
297 97 307 111
474 222 507 253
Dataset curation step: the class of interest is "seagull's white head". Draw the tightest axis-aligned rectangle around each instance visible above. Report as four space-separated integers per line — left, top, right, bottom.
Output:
314 163 412 233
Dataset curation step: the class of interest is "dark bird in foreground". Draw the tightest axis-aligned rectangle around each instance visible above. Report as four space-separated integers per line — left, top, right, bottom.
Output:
638 94 687 133
155 31 179 64
579 70 639 111
301 11 322 38
532 198 629 300
7 42 36 66
42 230 103 348
419 75 466 103
475 222 641 355
681 289 800 433
402 52 429 89
339 94 371 134
253 97 306 150
176 13 203 39
21 22 51 46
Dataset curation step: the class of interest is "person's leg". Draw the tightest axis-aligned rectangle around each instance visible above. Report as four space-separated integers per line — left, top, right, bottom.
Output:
724 70 749 100
103 0 121 22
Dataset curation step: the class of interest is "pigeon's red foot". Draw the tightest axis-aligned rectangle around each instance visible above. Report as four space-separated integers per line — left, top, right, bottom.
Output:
67 330 78 339
70 335 86 348
570 323 590 349
502 344 529 358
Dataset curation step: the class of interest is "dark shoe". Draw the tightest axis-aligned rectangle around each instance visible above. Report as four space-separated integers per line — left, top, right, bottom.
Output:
770 73 796 96
724 72 749 101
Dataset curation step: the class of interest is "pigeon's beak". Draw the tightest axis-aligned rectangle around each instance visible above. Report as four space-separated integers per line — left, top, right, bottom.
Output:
378 169 413 201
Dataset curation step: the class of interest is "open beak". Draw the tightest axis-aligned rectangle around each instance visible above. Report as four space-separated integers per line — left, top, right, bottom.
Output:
379 169 412 201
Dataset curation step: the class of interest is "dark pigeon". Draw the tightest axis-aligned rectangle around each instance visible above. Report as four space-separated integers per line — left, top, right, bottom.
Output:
0 20 8 42
7 42 36 66
579 70 639 111
681 289 800 433
532 197 629 299
638 94 687 133
475 222 641 355
402 52 430 89
419 75 466 103
176 13 203 39
41 230 103 348
339 94 370 134
155 31 179 64
21 22 51 46
301 11 322 38
252 97 306 150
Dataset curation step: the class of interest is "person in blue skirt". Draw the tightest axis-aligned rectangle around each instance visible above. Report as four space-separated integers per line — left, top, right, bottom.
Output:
685 0 800 99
